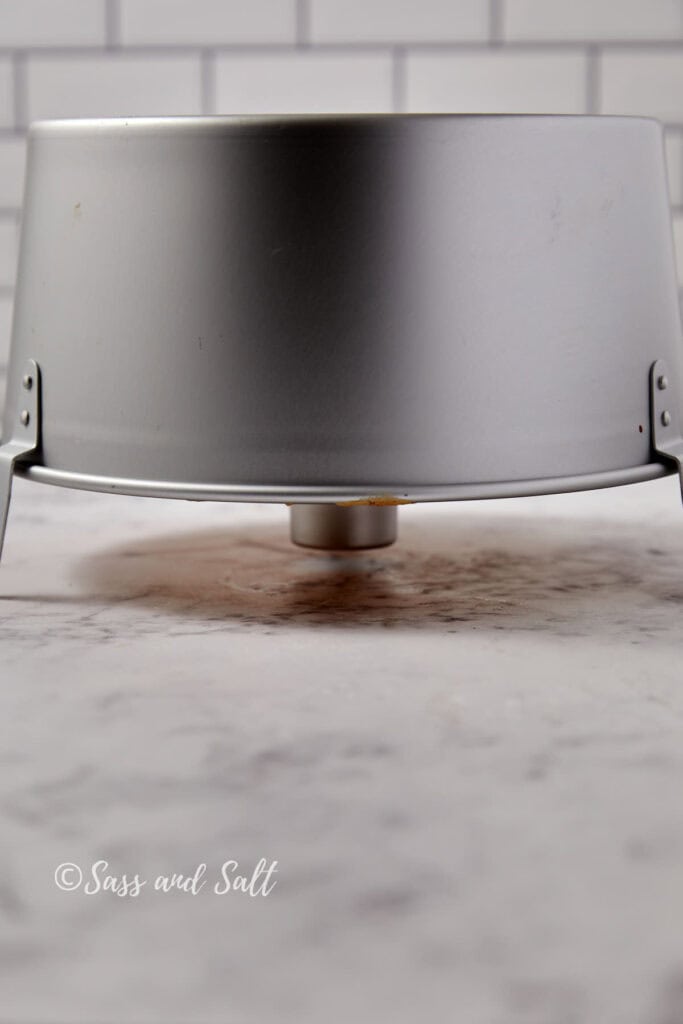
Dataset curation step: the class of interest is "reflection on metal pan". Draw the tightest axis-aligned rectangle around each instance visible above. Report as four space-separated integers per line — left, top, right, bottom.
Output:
1 114 682 555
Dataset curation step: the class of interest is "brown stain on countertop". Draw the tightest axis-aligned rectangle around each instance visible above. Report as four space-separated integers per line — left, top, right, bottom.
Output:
72 511 683 637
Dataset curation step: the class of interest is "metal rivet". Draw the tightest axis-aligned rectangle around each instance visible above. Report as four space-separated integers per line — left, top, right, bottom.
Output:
661 410 671 427
22 374 33 391
658 374 669 391
20 409 30 426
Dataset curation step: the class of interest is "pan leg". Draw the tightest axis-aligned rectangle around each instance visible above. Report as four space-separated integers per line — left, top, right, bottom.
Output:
0 360 41 563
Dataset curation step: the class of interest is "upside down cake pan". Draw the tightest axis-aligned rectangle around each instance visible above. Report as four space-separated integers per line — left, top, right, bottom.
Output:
1 114 682 553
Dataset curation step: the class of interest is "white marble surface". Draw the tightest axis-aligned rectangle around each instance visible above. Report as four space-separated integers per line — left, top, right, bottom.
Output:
2 456 683 1024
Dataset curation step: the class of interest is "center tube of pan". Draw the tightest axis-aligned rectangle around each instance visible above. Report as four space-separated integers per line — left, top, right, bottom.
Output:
289 504 398 550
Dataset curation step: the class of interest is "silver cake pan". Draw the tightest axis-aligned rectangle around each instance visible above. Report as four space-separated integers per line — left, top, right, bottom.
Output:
2 114 683 554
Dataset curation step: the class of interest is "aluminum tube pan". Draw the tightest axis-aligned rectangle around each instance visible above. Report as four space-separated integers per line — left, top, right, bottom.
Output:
3 115 681 495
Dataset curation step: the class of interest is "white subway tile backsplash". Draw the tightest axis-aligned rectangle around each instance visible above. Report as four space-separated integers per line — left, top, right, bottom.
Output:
505 0 683 42
0 137 25 207
601 50 683 122
406 51 587 113
215 53 393 114
0 61 13 127
26 55 202 122
310 0 489 44
0 218 17 287
0 0 106 47
665 131 683 206
120 0 295 46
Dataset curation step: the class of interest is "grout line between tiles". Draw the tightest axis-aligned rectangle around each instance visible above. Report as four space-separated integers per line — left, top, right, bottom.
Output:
586 46 601 114
4 40 683 58
105 0 121 49
11 52 26 132
392 47 407 113
200 50 215 115
296 0 310 47
490 0 504 45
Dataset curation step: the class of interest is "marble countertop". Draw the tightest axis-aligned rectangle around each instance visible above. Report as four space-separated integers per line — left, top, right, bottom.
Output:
2 442 683 1023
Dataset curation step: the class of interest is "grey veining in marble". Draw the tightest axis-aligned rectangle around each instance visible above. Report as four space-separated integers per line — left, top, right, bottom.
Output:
2 455 683 1024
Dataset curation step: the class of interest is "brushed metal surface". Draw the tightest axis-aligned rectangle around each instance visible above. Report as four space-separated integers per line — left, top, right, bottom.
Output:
3 114 682 496
651 358 683 500
0 360 41 559
290 504 398 549
12 459 671 501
